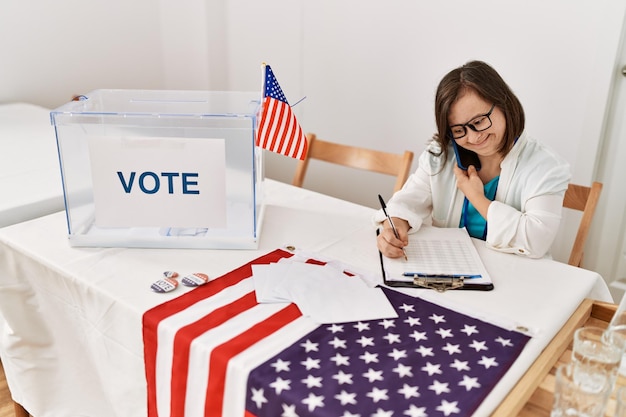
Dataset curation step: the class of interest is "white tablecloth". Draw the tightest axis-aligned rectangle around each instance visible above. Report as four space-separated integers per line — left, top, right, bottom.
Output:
0 103 63 227
0 179 611 417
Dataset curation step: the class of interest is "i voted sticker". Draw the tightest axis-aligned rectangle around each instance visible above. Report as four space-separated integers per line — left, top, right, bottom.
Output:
181 272 210 287
151 277 179 293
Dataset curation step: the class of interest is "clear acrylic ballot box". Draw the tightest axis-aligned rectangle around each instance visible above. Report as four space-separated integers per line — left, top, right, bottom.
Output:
50 89 265 249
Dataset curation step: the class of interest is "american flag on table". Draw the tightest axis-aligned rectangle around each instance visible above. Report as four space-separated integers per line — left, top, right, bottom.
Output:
255 64 308 160
142 249 530 417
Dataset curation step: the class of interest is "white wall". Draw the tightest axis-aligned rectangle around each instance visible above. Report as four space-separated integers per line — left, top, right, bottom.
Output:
0 0 166 108
1 0 624 273
226 0 624 195
224 0 626 268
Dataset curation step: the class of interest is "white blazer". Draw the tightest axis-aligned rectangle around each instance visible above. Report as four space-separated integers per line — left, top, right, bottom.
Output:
373 131 571 258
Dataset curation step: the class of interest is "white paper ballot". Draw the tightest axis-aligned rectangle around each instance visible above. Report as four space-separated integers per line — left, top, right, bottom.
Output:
251 263 292 303
251 261 398 324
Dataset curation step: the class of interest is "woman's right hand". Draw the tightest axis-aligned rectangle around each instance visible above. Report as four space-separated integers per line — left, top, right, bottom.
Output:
376 217 410 258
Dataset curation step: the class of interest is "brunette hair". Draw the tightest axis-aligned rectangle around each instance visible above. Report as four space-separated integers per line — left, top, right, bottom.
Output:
431 60 525 163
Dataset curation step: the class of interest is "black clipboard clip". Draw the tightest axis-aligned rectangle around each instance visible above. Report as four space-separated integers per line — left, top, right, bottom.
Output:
409 275 465 292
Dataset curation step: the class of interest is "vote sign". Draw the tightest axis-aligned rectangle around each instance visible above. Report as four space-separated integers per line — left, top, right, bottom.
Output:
88 136 227 228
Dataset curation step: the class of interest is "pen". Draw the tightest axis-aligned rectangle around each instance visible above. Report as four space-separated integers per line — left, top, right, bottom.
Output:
378 194 408 261
403 273 482 279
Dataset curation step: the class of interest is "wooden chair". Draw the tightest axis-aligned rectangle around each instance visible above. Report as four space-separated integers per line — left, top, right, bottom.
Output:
13 402 29 417
562 181 603 267
292 133 414 193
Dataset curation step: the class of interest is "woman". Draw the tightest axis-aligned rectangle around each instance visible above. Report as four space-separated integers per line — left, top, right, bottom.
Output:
375 60 570 259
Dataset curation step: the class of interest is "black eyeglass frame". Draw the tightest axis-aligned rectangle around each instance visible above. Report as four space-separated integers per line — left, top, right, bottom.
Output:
449 104 496 140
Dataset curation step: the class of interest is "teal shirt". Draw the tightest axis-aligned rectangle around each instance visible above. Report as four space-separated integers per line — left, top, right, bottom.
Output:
460 176 500 240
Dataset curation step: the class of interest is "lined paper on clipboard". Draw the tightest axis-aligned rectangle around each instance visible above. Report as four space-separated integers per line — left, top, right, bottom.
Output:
381 226 493 289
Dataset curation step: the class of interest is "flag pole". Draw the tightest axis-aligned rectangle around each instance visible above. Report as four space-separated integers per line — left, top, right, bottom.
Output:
260 62 267 97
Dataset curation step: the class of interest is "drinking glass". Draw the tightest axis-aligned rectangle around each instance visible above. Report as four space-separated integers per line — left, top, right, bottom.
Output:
571 326 622 391
551 362 612 417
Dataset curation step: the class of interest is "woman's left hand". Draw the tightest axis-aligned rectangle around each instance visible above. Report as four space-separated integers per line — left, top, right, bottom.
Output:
454 164 492 219
453 164 484 200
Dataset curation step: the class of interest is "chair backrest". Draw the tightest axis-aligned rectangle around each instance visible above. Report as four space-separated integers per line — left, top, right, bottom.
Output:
292 133 414 193
562 181 603 267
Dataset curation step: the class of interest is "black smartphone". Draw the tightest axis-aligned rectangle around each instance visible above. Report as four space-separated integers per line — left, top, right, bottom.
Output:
452 141 481 171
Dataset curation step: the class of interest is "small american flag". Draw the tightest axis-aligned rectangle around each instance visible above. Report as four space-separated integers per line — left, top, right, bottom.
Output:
255 65 308 160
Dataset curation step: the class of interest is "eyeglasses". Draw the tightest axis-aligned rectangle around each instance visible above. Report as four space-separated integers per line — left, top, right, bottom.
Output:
449 104 496 140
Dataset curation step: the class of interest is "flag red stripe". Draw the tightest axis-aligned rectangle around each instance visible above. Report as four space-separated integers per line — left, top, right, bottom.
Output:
204 303 303 417
297 125 308 159
291 117 302 157
284 112 307 160
273 106 291 154
257 99 274 149
292 118 305 158
278 122 295 155
281 114 297 156
263 100 280 149
143 249 292 417
267 102 287 152
258 99 275 149
255 99 271 148
170 291 259 416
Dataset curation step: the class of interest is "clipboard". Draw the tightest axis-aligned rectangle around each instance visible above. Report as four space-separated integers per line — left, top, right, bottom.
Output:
378 227 494 292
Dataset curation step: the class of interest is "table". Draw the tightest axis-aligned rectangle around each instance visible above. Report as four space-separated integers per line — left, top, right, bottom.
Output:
0 103 64 228
0 179 612 417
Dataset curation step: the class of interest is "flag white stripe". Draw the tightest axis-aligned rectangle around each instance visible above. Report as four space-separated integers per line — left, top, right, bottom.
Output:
155 278 257 416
